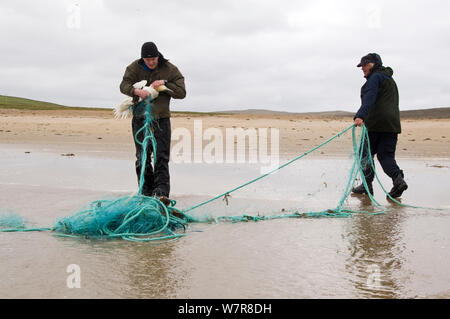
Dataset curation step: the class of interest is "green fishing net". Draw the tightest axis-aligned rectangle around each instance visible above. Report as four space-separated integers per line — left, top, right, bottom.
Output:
1 98 434 241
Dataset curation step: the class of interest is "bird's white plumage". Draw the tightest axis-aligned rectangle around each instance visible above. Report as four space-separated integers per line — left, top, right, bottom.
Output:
114 80 172 119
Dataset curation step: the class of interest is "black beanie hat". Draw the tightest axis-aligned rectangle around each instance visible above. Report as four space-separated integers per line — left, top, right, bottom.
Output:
141 42 159 58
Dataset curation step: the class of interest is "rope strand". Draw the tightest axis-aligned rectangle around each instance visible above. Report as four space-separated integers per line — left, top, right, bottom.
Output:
1 122 444 240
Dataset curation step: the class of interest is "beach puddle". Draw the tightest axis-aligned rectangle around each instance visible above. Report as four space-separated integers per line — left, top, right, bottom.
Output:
0 145 449 298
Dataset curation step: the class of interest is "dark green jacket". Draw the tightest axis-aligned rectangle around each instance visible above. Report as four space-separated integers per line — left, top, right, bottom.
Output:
120 58 186 119
355 66 401 133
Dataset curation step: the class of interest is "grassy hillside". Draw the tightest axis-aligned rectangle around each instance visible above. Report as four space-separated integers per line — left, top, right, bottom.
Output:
0 95 228 116
0 95 105 111
399 107 450 119
218 108 450 119
1 94 449 118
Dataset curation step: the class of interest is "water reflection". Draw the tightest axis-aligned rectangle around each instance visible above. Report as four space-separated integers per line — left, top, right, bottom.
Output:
1 147 449 298
53 236 187 298
344 196 407 298
122 241 185 298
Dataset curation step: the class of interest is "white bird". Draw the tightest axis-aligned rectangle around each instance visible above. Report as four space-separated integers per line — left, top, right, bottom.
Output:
114 80 173 119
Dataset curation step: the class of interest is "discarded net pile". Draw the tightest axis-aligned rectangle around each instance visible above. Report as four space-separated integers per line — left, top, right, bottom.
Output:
1 98 195 241
0 98 441 241
52 195 194 241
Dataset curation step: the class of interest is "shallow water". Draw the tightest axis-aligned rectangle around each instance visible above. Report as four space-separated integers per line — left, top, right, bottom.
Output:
0 145 449 298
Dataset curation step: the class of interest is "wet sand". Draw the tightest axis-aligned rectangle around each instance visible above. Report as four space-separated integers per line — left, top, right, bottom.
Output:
1 108 449 299
0 148 449 298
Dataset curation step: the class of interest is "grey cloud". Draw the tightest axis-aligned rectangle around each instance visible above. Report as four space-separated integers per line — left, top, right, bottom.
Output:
0 0 449 112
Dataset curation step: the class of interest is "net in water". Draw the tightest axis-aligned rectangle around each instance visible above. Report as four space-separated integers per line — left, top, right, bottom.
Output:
0 99 435 241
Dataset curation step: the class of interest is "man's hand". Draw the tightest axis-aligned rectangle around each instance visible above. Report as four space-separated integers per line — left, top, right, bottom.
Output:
151 80 166 88
134 88 150 99
354 117 364 127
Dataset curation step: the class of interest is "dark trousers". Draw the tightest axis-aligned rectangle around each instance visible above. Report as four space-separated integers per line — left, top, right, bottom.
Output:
361 132 402 183
132 116 171 197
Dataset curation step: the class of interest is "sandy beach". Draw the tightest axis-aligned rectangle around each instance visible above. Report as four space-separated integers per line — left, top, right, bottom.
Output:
1 107 450 299
0 108 449 160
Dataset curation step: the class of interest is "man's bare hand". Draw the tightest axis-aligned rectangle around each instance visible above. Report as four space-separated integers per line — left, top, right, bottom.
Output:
354 117 364 127
134 88 150 99
151 80 166 88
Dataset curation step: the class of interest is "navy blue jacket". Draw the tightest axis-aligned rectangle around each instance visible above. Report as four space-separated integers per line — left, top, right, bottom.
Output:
355 66 401 133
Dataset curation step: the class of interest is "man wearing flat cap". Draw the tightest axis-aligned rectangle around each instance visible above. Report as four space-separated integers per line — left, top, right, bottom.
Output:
120 42 186 201
352 53 408 198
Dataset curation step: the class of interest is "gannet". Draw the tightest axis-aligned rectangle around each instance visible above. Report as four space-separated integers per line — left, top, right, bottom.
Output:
114 80 173 119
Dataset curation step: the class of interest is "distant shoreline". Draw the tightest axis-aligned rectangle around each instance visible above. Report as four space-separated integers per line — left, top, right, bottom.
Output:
1 94 449 119
1 107 449 161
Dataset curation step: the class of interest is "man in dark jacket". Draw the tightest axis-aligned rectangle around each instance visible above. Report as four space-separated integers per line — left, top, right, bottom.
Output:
352 53 408 198
120 42 186 200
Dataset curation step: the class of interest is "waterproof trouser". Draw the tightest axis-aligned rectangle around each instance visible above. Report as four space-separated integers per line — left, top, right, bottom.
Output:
361 131 402 183
132 116 171 197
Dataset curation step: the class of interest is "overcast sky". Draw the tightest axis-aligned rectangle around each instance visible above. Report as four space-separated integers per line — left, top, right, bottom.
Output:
0 0 449 113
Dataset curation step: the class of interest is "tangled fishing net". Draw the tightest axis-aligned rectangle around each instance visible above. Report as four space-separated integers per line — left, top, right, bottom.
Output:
52 195 195 241
1 98 195 241
0 212 26 230
0 98 441 241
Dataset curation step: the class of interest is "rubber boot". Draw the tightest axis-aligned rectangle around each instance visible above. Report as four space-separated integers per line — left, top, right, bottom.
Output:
158 196 171 207
352 182 373 195
158 196 185 219
388 170 408 198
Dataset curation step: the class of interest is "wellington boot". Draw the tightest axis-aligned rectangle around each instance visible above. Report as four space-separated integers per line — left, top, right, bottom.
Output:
388 171 408 198
159 196 172 207
351 183 373 195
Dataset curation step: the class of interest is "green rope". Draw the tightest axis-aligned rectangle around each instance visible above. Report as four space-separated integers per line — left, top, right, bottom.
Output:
182 124 355 214
1 122 444 239
183 124 444 223
358 126 443 211
0 227 53 232
134 98 158 195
